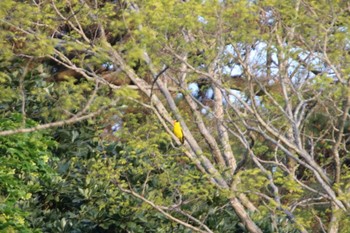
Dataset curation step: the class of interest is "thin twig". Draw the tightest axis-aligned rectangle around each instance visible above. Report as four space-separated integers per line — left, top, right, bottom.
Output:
150 65 169 98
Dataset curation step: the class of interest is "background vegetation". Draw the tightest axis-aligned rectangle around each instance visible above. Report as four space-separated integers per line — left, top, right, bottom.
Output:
1 0 350 232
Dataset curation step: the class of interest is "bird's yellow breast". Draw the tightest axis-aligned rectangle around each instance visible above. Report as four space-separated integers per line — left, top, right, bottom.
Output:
173 121 184 144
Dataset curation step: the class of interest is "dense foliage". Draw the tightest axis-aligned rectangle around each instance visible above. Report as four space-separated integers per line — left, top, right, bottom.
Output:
1 0 350 232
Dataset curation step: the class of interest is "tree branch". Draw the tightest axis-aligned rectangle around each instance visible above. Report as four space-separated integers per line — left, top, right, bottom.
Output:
0 107 107 136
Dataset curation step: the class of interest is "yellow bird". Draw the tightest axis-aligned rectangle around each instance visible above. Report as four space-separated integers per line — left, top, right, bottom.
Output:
173 120 184 144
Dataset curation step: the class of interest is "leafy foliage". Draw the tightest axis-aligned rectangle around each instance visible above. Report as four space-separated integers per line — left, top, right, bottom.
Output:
1 0 350 232
0 114 56 232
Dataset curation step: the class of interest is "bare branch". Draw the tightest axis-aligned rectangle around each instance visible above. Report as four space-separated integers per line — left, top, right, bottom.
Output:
0 106 108 136
115 182 213 233
51 0 91 44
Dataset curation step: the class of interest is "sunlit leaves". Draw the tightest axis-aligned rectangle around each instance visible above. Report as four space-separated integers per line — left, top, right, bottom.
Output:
1 0 350 232
236 169 269 198
224 0 260 43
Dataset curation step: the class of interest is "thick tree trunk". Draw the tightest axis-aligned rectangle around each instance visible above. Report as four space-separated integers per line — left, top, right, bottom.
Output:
328 204 339 233
229 198 263 233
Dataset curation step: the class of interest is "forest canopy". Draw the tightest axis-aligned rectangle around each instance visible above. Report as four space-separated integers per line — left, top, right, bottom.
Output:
1 0 350 232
